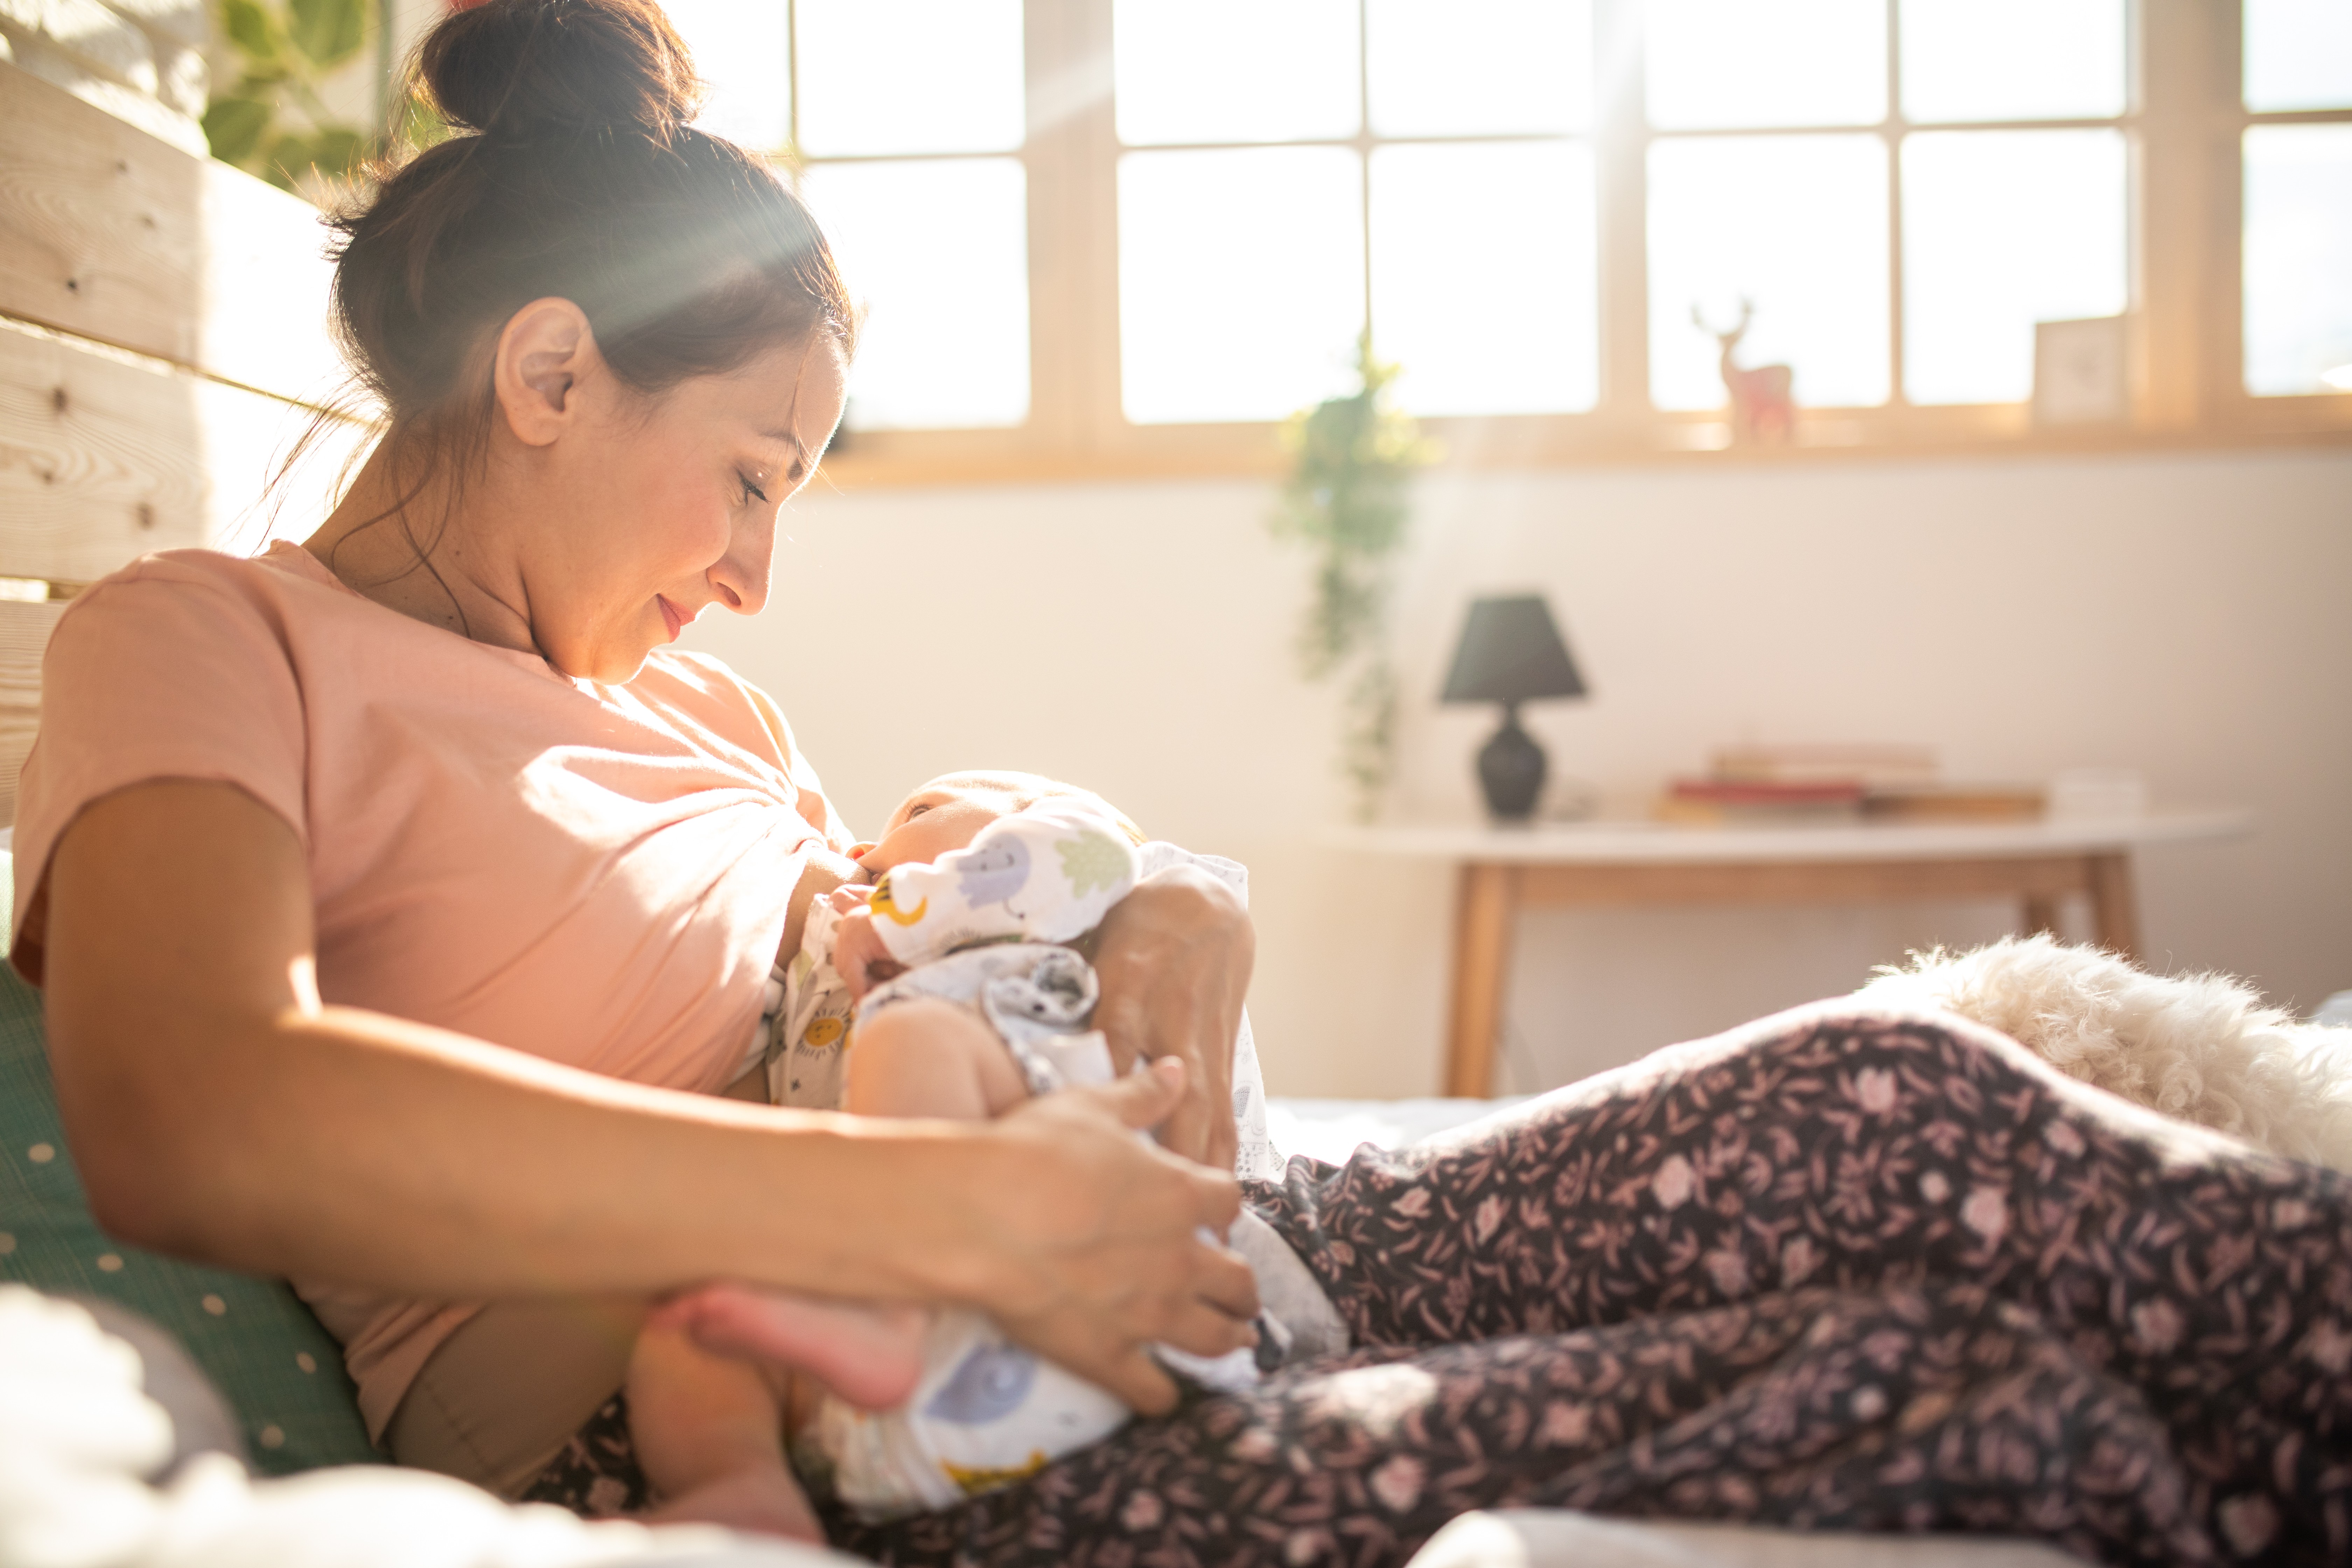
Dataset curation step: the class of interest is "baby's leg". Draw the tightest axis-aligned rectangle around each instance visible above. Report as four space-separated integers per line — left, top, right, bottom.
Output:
627 1318 821 1541
846 997 1031 1120
648 1003 1022 1424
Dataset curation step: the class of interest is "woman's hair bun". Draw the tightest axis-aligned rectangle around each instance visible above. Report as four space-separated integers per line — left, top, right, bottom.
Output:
420 0 703 140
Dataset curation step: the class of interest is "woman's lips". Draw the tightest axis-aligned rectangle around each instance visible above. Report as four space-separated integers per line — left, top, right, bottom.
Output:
657 596 688 642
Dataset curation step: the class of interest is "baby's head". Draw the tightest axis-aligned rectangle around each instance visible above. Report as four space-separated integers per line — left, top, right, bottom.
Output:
854 771 1143 877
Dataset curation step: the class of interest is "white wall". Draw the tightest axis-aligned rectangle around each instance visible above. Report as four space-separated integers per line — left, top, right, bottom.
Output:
683 447 2352 1099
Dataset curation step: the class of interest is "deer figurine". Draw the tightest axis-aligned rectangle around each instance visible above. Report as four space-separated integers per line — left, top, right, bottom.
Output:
1693 299 1794 444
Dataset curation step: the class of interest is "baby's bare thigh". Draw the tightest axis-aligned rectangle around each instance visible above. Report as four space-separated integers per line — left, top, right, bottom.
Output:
846 998 1031 1120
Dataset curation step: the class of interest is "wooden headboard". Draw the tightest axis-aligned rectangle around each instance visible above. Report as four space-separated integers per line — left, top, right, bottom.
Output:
0 61 360 822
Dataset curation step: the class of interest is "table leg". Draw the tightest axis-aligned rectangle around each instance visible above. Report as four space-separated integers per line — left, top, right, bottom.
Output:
2087 852 2142 961
2021 894 2060 939
1444 863 1519 1099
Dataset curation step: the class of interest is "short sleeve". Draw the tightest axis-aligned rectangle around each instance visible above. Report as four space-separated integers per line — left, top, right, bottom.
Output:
11 563 309 982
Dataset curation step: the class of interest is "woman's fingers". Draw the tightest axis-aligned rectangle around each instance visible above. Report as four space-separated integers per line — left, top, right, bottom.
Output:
959 1079 1259 1410
1096 1053 1187 1130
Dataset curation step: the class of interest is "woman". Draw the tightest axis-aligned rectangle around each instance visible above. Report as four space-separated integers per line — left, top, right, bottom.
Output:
19 2 2352 1565
19 0 1252 1505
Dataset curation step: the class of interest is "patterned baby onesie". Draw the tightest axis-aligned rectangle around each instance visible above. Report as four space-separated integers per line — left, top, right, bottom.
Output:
765 812 1279 1180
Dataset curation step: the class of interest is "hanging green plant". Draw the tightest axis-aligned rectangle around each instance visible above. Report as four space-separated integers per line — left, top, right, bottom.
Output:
202 0 384 194
1270 336 1436 820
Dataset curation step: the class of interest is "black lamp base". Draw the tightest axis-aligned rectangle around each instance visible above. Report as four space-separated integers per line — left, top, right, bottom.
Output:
1476 706 1547 821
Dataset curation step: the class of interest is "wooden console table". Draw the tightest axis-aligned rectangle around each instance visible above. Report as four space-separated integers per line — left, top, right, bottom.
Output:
1324 810 2253 1097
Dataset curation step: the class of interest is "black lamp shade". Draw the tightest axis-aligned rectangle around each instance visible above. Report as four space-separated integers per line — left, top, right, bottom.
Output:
1440 596 1586 706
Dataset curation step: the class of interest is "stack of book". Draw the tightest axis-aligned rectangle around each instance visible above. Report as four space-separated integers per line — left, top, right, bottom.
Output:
1655 746 2045 826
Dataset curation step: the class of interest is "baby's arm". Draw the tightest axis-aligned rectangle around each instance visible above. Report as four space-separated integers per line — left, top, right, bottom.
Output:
864 800 1141 969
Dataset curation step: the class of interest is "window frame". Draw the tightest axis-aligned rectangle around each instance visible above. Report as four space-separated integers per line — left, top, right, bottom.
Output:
808 0 2352 490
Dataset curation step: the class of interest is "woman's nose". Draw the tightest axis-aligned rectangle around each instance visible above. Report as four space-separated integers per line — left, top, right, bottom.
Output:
709 506 777 616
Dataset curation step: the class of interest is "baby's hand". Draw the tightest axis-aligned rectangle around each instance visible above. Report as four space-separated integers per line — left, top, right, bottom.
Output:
828 883 874 915
831 908 903 1000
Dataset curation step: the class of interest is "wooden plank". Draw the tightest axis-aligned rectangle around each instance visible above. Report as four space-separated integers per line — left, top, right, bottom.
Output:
0 315 367 583
0 598 66 823
1517 855 2096 908
0 59 347 405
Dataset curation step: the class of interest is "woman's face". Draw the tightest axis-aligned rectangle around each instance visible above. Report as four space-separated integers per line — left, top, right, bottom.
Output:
519 333 847 684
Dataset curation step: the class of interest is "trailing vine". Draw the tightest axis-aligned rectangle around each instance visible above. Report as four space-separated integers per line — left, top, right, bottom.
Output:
1269 337 1435 820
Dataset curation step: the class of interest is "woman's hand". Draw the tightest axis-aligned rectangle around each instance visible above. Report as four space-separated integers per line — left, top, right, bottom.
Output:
959 1058 1259 1414
1088 868 1254 1171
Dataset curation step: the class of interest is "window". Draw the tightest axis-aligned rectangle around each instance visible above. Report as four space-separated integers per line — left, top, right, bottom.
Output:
669 1 2352 484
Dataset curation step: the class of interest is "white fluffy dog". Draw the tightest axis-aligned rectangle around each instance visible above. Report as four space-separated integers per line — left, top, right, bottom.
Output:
1857 934 2352 1174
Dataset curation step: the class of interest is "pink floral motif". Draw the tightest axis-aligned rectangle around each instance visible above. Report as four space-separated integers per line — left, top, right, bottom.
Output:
1652 1153 1695 1210
1961 1185 2009 1243
1369 1455 1425 1513
2219 1493 2280 1555
2129 1297 2184 1356
1851 1066 1898 1115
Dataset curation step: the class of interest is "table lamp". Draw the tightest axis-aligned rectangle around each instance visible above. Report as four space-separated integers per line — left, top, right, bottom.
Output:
1440 594 1588 821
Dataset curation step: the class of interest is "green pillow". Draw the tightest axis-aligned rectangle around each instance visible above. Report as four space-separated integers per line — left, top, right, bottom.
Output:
0 849 380 1474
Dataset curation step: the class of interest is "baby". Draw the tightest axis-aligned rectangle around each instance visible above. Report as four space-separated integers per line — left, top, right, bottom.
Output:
628 771 1267 1539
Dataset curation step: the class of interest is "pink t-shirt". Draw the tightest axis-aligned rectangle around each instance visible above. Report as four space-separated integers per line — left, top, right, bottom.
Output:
12 541 853 1437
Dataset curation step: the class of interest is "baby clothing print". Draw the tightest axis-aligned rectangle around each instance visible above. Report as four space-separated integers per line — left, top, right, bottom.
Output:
11 544 855 1437
867 801 1140 964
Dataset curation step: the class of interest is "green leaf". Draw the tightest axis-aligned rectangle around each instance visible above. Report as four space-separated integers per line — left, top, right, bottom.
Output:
286 0 367 69
201 93 274 165
306 125 369 177
219 0 279 64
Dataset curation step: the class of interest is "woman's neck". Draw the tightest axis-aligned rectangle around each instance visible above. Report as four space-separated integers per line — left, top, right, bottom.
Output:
305 439 542 659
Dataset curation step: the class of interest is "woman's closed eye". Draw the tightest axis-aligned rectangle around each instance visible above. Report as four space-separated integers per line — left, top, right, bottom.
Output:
738 472 770 505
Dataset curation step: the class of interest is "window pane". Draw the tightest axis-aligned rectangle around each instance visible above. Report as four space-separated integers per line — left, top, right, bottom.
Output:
1114 0 1359 145
1120 148 1364 423
1648 135 1890 409
670 0 790 152
1646 0 1885 131
2246 0 2352 112
2244 125 2352 396
1367 0 1594 137
796 0 1024 156
801 160 1030 429
1371 143 1598 414
1903 132 2126 404
1899 0 2124 124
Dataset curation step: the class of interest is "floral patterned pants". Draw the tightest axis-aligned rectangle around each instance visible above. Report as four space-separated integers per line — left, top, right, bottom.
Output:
528 1002 2352 1567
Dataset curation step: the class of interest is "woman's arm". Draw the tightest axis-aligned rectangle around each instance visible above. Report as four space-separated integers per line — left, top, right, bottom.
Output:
1089 866 1254 1172
41 779 1254 1411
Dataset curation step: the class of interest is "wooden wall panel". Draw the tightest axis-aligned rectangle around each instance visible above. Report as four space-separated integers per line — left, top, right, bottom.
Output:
0 315 369 584
0 600 66 825
0 59 348 406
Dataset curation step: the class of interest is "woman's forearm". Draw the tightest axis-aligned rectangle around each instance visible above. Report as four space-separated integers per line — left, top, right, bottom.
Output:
42 781 983 1302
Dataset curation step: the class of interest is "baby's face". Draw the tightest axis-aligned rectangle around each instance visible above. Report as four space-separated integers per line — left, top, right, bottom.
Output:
855 775 1029 877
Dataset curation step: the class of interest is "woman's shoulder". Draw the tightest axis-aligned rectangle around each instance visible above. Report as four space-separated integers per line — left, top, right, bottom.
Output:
65 541 354 631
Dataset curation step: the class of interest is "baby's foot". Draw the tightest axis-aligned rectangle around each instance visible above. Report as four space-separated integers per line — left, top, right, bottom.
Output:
648 1465 824 1543
652 1286 926 1411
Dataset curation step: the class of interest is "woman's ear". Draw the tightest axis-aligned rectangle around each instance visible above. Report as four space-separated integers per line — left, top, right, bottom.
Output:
492 297 600 448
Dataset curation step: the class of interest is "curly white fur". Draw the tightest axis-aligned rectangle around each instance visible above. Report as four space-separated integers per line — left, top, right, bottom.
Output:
1857 934 2352 1174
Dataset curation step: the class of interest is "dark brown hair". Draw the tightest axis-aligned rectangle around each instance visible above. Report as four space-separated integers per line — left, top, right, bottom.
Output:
331 0 853 470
